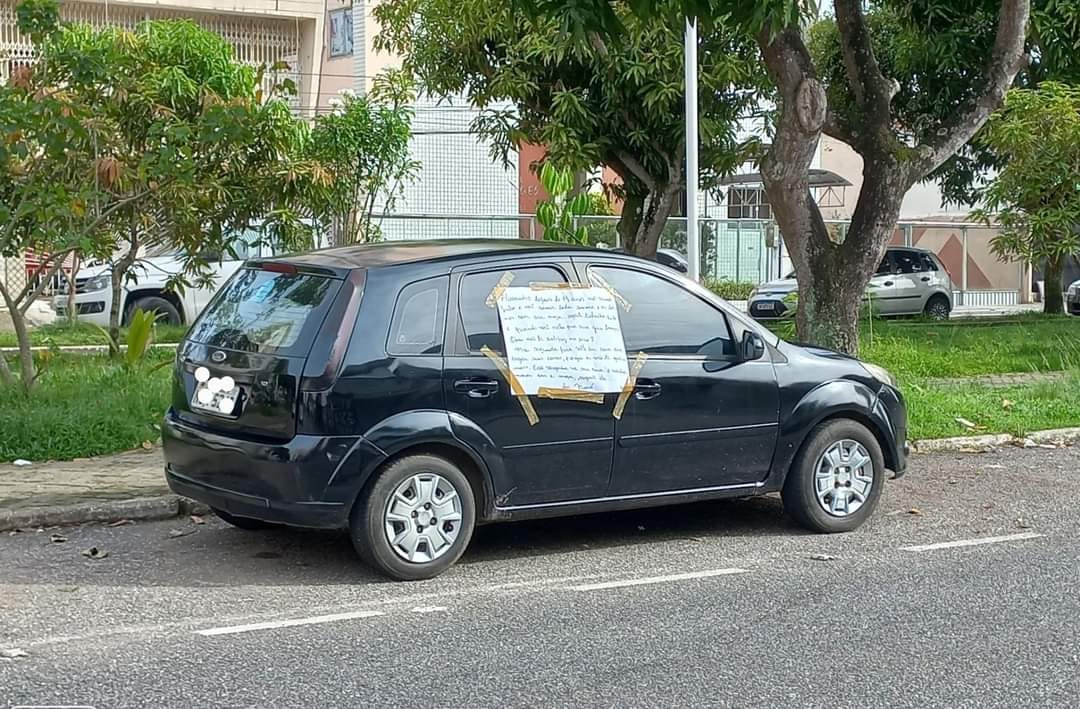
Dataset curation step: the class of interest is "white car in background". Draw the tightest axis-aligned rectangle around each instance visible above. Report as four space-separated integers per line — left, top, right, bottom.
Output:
54 239 269 327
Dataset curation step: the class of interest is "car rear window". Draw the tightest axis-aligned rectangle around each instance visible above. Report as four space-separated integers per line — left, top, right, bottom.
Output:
187 267 341 355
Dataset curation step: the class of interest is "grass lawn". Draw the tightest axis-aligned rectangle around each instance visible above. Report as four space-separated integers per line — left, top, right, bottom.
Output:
858 314 1080 380
1 315 1077 462
0 352 173 463
0 321 188 348
904 371 1080 440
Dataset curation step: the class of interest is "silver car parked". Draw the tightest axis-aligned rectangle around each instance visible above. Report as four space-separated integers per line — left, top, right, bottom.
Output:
1068 279 1080 316
748 247 954 321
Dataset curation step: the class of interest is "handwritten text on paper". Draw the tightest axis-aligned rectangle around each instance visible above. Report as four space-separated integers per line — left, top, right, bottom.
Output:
496 286 629 395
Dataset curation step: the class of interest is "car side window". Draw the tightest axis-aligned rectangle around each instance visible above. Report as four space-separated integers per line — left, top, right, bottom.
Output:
387 276 449 356
459 266 568 352
919 253 939 272
589 266 734 358
893 251 922 274
874 254 893 276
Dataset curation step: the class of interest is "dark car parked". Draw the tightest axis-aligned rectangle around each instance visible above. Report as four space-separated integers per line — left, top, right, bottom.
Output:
163 240 909 581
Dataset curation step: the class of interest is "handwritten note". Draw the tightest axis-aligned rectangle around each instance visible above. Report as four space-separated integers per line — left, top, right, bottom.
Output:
496 286 629 395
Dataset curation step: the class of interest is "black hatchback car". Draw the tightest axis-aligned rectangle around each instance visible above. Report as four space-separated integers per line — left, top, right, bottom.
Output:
163 240 908 580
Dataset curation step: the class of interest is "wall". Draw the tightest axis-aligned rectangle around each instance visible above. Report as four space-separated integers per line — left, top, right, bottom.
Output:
817 135 970 221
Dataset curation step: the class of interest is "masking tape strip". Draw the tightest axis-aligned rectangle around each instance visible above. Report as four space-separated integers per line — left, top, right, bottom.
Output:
485 271 515 308
528 281 592 291
612 351 649 420
537 387 605 404
480 345 539 425
587 270 632 312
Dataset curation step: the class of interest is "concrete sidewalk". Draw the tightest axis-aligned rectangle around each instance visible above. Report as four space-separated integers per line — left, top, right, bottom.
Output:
3 427 1078 532
0 448 198 531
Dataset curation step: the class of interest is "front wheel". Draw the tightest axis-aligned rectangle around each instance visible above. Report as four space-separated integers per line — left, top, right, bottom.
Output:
782 419 885 533
351 454 476 581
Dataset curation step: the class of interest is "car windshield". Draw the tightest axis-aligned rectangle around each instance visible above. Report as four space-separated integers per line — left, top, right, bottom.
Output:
186 268 342 355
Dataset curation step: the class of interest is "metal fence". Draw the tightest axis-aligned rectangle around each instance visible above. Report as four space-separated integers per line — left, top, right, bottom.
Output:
374 213 1028 306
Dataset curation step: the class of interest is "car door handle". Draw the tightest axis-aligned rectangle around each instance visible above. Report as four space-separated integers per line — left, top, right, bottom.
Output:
920 276 931 282
634 381 662 400
454 379 500 398
883 281 894 287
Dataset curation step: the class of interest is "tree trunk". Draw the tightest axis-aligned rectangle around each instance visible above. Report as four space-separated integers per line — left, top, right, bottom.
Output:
630 188 678 258
0 279 36 394
1043 254 1064 314
109 225 141 355
615 191 645 252
66 253 80 324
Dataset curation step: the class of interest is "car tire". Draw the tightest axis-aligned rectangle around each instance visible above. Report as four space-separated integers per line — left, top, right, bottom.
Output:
212 507 278 530
924 294 951 320
126 295 182 326
351 454 476 581
782 419 885 534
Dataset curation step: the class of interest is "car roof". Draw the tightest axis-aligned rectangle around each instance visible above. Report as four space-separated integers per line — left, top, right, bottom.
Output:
887 245 935 254
262 239 598 271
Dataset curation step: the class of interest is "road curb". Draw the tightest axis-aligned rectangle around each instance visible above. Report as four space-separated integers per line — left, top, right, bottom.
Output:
912 427 1080 453
0 495 210 532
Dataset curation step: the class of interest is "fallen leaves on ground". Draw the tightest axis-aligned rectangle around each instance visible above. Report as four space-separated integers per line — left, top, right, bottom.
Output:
810 553 837 561
190 515 206 525
48 533 67 543
107 519 133 527
0 648 29 660
955 417 986 432
1016 516 1033 529
168 528 195 539
1001 399 1014 410
81 546 108 560
907 508 924 516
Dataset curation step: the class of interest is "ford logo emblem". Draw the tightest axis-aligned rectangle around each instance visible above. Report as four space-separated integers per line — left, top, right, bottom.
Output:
210 351 227 363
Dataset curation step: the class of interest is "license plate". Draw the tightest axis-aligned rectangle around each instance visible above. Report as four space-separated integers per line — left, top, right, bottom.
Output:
756 301 776 311
190 367 239 416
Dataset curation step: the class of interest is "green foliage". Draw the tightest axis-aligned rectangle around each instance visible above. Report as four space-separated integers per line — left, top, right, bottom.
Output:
703 278 756 301
536 164 590 244
972 83 1080 267
307 71 419 245
121 308 157 370
375 0 769 254
15 0 59 43
0 322 186 349
0 351 173 462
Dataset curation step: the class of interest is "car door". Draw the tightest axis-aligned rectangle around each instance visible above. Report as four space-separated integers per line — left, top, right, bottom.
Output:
443 261 615 507
865 251 902 315
887 249 934 314
579 262 780 495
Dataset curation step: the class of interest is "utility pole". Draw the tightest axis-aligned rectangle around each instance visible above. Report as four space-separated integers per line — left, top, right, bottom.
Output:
684 18 700 282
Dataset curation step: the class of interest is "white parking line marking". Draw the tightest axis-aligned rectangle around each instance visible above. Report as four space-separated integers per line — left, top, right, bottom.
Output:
411 606 448 614
901 532 1045 553
196 610 385 637
567 568 748 592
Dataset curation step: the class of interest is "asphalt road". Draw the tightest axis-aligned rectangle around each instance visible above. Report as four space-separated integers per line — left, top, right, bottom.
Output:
1 445 1078 708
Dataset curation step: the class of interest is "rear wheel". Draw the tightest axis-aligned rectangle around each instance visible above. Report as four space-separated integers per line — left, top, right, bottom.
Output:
782 419 885 533
924 294 951 320
212 507 277 530
126 295 181 326
351 454 476 581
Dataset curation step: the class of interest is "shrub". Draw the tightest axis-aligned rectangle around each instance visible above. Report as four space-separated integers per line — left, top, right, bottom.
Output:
704 278 756 301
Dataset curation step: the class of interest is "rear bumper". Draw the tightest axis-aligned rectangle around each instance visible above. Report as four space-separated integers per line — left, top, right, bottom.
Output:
166 467 345 528
161 409 382 529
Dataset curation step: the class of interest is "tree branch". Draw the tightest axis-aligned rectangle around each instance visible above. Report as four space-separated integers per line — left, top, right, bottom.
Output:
834 0 896 126
913 0 1031 177
822 108 856 147
614 150 658 191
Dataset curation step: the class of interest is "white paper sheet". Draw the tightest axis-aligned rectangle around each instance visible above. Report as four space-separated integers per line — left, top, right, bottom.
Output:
496 286 629 395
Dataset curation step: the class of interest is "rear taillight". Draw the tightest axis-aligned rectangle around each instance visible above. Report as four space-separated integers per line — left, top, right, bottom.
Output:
260 262 297 275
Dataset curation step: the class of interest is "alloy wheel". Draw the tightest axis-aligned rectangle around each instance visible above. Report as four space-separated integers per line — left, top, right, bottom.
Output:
814 439 875 517
384 473 464 563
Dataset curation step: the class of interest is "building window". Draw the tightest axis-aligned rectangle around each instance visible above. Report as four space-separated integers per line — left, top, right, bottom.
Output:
727 187 772 220
329 7 354 57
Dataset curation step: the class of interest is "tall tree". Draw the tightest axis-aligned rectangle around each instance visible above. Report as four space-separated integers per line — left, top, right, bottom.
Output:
972 83 1080 314
376 0 769 257
520 0 1030 355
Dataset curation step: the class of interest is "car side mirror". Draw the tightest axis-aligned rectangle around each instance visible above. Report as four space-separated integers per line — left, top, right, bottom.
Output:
740 331 766 362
